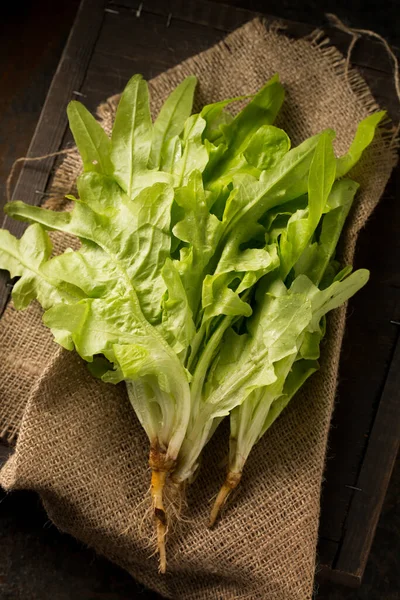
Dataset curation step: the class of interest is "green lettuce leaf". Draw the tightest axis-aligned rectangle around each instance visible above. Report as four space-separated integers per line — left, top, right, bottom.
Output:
110 74 153 195
294 178 359 285
0 72 380 498
161 258 196 361
203 74 285 186
336 111 385 177
243 125 291 170
173 114 209 185
221 129 335 235
174 284 313 481
171 170 223 316
0 224 78 310
150 76 197 170
226 267 368 476
279 130 337 278
67 101 113 175
6 174 173 323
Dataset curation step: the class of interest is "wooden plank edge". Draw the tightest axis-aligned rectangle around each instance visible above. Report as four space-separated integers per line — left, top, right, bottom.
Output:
334 331 400 580
317 564 362 588
108 0 312 37
0 0 107 315
108 0 398 76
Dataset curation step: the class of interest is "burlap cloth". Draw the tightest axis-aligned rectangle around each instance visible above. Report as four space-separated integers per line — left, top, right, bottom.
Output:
0 19 397 600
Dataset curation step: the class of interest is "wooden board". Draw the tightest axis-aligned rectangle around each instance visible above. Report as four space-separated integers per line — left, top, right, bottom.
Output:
0 0 106 315
0 0 399 588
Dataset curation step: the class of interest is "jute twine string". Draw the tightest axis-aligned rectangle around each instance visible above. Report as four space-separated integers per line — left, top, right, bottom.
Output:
327 13 400 109
5 147 76 204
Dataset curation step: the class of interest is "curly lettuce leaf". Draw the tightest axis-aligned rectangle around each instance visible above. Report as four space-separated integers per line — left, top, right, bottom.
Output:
6 174 173 323
0 224 78 310
201 243 279 323
172 170 223 317
173 114 209 185
161 258 196 360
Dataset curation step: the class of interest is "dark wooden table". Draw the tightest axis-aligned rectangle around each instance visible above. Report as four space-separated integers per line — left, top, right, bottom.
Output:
0 1 399 598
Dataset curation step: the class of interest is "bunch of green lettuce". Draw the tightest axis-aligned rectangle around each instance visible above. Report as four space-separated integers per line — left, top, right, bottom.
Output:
0 73 383 571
